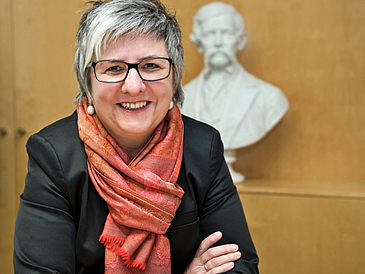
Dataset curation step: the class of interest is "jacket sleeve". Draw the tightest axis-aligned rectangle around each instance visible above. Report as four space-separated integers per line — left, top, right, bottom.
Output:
199 130 259 274
14 134 77 274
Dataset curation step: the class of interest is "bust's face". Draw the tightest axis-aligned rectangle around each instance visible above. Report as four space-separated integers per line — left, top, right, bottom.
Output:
199 14 238 69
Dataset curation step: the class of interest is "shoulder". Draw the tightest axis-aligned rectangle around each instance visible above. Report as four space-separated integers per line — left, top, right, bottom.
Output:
238 69 289 107
26 111 87 188
183 73 203 92
237 67 282 93
182 114 217 135
256 79 285 98
35 111 79 143
28 110 85 159
30 111 83 152
182 115 221 151
181 115 225 184
246 72 286 99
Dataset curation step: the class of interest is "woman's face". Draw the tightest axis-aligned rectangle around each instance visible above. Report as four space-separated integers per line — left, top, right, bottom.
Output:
89 34 174 150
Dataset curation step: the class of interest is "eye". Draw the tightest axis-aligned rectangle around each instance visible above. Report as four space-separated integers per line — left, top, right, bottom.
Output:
96 61 127 75
222 30 235 40
203 31 215 40
141 62 161 70
105 65 126 73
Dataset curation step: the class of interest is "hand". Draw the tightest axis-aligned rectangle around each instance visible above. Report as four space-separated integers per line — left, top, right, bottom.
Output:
184 231 241 274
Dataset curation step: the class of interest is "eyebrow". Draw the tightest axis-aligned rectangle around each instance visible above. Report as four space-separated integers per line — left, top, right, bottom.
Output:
139 54 161 61
103 55 167 63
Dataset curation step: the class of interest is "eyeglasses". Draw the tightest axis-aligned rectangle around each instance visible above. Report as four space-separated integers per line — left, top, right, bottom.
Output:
87 57 173 83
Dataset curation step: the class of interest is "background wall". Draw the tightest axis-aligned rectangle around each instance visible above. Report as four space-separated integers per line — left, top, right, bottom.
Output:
171 0 365 182
0 0 364 273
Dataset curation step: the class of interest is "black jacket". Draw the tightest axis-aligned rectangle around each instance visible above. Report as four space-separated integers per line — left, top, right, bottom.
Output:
14 112 259 273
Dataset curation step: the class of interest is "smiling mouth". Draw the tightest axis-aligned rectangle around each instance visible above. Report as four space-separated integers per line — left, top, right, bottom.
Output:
120 101 148 110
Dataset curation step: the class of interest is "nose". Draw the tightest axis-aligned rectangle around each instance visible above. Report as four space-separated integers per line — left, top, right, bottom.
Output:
214 31 223 47
121 68 146 95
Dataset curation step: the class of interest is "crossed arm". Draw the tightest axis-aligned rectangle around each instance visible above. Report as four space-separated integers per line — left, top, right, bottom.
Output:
185 231 242 274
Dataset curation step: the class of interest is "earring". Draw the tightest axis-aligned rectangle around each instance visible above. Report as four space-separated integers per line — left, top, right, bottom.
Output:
169 101 174 110
87 105 95 115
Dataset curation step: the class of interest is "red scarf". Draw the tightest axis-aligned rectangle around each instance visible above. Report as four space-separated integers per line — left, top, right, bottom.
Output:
77 102 184 273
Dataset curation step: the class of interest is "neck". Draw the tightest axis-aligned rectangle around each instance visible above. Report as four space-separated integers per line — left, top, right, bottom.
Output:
115 133 151 158
124 145 145 158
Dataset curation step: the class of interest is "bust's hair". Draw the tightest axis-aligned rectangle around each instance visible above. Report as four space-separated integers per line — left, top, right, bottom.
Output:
74 0 184 106
190 2 245 50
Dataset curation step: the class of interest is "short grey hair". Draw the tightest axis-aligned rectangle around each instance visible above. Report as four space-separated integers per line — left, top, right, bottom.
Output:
190 2 245 51
74 0 184 106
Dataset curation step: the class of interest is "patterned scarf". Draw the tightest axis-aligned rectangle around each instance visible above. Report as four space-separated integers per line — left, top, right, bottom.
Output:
77 101 184 273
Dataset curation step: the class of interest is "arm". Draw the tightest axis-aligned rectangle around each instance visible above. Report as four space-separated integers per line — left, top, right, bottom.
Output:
14 134 77 273
185 130 259 274
184 231 241 274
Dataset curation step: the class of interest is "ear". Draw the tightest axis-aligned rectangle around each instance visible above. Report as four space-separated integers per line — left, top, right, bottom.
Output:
236 32 247 51
190 33 204 53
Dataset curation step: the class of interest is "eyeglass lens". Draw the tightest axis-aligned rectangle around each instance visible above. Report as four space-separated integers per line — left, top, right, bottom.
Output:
94 58 171 83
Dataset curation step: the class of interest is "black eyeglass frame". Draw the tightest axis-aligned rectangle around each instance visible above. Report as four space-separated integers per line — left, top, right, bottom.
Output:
87 57 173 83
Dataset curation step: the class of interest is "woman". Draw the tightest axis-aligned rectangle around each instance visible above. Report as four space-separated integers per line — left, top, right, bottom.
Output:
13 0 259 273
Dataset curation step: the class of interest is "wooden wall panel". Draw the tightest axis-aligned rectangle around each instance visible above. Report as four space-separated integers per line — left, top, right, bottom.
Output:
0 0 16 273
238 185 365 274
165 1 365 272
10 0 365 187
1 1 87 273
164 0 365 183
12 0 87 195
1 0 364 273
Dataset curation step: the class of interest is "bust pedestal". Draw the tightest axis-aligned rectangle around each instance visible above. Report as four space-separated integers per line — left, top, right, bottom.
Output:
224 149 244 183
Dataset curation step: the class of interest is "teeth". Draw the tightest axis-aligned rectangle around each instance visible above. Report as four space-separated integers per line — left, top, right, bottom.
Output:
121 101 147 110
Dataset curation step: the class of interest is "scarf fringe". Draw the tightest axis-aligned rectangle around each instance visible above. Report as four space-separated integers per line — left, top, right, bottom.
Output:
100 234 147 271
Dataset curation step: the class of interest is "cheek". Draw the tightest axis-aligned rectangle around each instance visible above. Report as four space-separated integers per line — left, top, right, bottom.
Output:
88 70 98 96
151 79 174 101
90 75 119 103
89 75 99 102
166 84 175 102
91 87 113 112
89 72 111 99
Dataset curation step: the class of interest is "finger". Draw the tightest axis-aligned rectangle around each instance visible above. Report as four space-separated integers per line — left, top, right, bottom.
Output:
205 243 239 257
201 244 239 262
205 250 241 271
195 231 223 257
206 261 235 273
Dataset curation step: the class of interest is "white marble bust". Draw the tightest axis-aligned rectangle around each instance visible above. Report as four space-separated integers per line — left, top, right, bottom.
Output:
182 2 289 182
